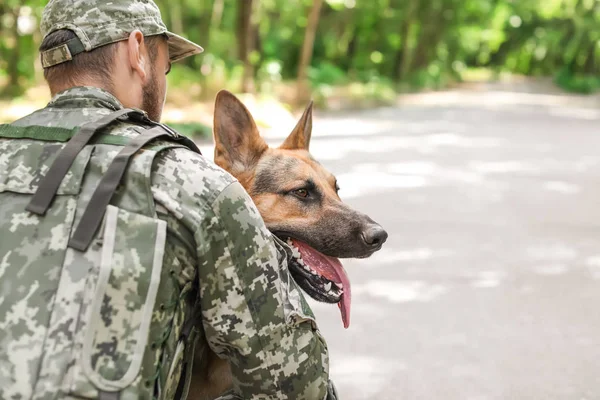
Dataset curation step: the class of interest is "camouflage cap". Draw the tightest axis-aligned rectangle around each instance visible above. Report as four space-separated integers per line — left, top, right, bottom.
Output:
40 0 203 68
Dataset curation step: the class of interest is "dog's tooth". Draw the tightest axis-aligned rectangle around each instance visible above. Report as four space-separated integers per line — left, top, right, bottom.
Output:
298 259 305 266
324 282 332 292
311 269 318 275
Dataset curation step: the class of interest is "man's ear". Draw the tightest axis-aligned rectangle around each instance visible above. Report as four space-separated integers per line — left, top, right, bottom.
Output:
127 30 147 83
280 101 313 150
213 90 268 174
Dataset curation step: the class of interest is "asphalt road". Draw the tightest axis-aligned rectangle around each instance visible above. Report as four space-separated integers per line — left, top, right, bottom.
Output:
201 84 600 400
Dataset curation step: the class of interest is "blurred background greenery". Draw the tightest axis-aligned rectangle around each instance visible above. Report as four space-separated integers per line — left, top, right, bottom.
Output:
1 0 600 118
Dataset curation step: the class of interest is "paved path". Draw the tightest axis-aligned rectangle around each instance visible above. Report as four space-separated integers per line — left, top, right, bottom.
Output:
200 85 600 400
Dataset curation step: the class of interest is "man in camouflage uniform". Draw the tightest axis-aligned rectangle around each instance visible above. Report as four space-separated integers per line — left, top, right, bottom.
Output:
0 1 338 399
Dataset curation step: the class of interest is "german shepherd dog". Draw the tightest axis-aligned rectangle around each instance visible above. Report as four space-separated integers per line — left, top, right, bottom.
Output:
188 90 388 399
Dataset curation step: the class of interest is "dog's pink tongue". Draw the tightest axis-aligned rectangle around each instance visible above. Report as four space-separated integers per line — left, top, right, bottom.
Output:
291 239 352 329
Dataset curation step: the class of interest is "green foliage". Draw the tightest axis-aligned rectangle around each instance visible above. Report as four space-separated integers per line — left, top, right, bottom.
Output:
165 121 212 139
405 62 460 91
308 62 348 86
3 0 600 104
554 67 600 94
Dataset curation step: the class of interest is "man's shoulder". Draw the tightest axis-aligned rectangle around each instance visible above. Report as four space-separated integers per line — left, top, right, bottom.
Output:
152 146 239 208
11 106 144 135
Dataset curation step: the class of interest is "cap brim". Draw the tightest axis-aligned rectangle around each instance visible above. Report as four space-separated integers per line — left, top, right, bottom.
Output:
165 32 204 63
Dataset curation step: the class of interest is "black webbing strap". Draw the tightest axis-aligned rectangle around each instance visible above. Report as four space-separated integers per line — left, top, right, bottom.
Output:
152 121 203 155
68 126 171 251
40 36 86 68
25 108 144 216
120 115 203 155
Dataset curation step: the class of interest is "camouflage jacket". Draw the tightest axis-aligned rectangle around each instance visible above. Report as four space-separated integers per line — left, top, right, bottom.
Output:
0 87 334 399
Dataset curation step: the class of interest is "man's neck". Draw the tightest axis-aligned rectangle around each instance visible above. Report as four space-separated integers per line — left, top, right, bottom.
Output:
49 79 113 98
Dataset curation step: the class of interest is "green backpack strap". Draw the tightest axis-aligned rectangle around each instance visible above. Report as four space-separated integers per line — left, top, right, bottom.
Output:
0 115 202 154
0 124 131 145
0 113 202 235
20 108 145 216
0 124 79 142
68 125 201 252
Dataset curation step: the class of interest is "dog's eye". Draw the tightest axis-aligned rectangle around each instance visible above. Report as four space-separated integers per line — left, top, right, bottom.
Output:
335 183 340 193
293 188 309 198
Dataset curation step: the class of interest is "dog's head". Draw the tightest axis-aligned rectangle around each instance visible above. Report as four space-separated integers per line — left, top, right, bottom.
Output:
213 90 387 328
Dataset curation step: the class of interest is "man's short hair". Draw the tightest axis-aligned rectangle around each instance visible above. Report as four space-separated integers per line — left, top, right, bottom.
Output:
40 30 163 92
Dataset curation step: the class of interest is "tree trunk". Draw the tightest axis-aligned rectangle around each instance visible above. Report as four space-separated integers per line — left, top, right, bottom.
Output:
237 0 249 61
344 33 358 72
212 0 225 30
392 45 403 80
296 0 324 104
238 0 258 93
197 0 214 52
32 19 44 82
412 1 443 71
170 0 184 35
206 0 225 48
583 41 595 74
397 0 419 81
5 7 21 96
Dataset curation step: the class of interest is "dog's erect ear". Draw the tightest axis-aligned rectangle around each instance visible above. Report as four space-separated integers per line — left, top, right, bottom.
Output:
213 90 268 174
280 101 313 150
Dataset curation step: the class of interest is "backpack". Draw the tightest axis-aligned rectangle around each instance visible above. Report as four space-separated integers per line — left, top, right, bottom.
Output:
0 109 202 400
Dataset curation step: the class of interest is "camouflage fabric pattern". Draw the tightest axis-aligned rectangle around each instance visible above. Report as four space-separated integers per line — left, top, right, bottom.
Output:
40 42 73 68
0 86 334 399
40 0 203 65
84 205 166 386
152 156 330 398
1 93 184 399
0 193 78 400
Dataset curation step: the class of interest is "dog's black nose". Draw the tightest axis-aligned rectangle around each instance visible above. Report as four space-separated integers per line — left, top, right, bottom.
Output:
362 225 388 248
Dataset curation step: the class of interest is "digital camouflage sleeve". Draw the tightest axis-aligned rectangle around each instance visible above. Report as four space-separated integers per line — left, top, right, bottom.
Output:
151 147 335 399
